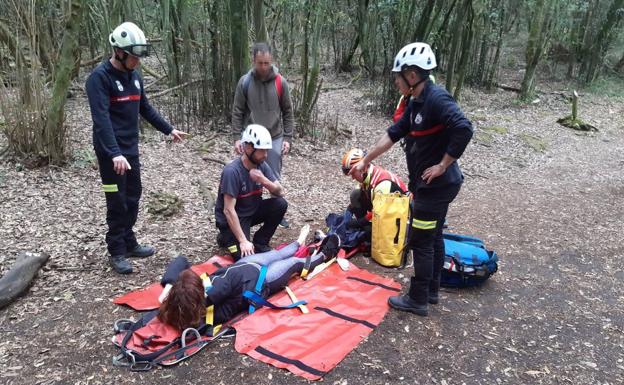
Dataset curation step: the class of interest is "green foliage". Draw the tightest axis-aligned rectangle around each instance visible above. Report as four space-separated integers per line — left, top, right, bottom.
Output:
72 148 97 169
584 75 624 99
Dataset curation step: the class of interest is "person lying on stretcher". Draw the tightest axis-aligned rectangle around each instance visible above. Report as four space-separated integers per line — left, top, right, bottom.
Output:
157 225 341 331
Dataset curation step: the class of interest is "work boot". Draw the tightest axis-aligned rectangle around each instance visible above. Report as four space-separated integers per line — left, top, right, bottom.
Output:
279 218 290 228
428 292 439 305
253 243 272 253
388 295 428 316
320 234 341 259
126 245 155 258
109 255 132 274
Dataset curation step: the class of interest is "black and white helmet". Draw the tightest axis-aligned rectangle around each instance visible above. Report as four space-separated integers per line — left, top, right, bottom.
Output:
392 42 437 72
241 124 272 149
109 22 150 58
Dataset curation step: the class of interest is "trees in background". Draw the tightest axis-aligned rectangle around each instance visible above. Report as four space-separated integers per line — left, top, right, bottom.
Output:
0 0 622 165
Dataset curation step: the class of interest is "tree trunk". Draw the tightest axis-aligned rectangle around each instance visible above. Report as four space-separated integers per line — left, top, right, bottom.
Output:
520 0 553 99
252 0 268 43
615 51 624 72
413 0 436 41
475 10 491 85
453 0 475 100
339 35 360 72
0 20 33 105
486 11 506 90
445 0 468 93
582 0 624 83
229 0 248 85
577 0 598 79
0 252 50 309
162 0 179 86
44 0 85 164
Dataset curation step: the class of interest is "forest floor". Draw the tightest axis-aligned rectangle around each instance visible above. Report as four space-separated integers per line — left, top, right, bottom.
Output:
0 69 623 385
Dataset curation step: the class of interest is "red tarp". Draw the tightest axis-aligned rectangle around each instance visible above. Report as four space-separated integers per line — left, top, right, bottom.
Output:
112 252 399 380
112 255 234 311
233 263 400 380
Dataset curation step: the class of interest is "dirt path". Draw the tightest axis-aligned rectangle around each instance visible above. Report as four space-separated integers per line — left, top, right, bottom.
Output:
1 76 623 385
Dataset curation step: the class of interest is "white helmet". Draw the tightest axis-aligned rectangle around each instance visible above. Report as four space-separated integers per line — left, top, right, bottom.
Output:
241 124 272 149
109 22 150 57
392 42 436 72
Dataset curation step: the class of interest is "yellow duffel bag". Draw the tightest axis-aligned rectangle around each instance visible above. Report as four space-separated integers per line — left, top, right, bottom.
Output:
371 192 411 267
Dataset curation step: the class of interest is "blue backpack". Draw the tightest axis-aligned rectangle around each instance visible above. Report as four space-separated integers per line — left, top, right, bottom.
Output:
441 233 498 288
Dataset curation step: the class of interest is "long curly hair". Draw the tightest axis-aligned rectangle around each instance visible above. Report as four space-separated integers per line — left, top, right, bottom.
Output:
158 270 205 331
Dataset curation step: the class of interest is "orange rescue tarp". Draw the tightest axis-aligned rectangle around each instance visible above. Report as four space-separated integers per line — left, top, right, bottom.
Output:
233 263 400 380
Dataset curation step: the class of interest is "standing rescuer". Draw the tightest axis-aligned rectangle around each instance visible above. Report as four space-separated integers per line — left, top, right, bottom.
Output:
350 42 473 316
86 22 187 274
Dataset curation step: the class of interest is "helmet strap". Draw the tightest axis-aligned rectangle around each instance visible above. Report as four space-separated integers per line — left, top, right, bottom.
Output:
244 146 261 167
401 71 427 93
114 49 131 71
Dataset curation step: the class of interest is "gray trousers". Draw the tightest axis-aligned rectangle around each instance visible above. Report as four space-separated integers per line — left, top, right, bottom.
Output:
266 136 283 180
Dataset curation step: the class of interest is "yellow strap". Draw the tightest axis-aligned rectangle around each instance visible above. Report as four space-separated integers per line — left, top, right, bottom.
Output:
227 245 238 253
200 273 216 326
411 218 437 230
300 268 309 278
285 286 309 314
102 184 118 193
205 304 214 326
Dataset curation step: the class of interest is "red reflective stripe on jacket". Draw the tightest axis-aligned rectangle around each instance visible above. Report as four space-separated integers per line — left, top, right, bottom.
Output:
237 189 262 199
408 123 444 137
110 95 141 103
392 96 408 123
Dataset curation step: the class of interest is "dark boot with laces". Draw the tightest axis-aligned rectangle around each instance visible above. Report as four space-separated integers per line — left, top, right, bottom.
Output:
126 245 155 258
109 255 132 274
388 295 428 316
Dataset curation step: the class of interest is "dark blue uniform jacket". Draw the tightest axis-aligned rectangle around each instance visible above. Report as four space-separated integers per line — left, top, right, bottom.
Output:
387 80 473 193
85 60 173 158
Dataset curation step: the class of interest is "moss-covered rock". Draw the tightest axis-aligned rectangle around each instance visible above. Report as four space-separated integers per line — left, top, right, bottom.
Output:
557 115 597 131
147 191 183 217
519 134 548 152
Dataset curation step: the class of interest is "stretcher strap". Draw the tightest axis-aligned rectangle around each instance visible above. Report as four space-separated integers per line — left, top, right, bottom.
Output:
248 265 268 314
243 290 307 310
254 346 327 377
200 273 221 334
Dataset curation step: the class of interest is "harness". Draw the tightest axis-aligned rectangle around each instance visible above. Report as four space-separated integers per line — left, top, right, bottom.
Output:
242 264 308 313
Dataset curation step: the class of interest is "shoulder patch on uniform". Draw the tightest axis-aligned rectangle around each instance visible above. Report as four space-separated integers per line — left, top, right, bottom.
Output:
134 80 141 90
414 113 423 125
115 80 124 91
